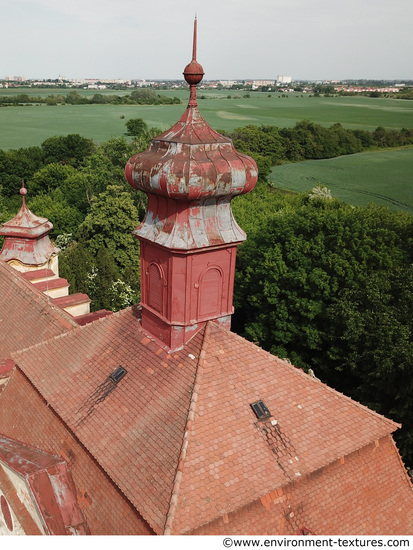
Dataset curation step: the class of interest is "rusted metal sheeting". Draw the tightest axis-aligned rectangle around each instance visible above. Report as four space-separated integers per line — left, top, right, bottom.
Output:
125 106 257 250
125 107 257 201
134 194 246 249
0 202 53 238
0 235 58 265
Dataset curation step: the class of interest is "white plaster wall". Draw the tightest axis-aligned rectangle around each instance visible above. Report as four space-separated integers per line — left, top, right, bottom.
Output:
42 285 69 298
63 302 91 317
7 254 59 277
0 463 45 535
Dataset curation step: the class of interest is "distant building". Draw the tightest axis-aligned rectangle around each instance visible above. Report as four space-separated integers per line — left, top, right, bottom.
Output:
335 86 401 93
5 76 27 82
251 80 275 89
277 74 292 85
132 79 147 87
70 78 131 87
219 80 239 87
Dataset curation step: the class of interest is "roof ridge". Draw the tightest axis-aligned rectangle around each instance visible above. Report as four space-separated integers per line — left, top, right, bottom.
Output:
11 306 132 360
163 321 211 535
211 322 400 433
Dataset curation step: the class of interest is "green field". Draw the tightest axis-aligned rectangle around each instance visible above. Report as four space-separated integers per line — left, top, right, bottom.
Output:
270 147 413 213
0 89 413 149
1 89 412 213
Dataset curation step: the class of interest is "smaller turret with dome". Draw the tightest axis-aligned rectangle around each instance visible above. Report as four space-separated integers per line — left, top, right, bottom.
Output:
0 182 59 274
0 183 97 321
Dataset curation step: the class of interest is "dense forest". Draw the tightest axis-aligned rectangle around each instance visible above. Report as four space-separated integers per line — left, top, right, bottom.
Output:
232 183 413 466
0 119 412 465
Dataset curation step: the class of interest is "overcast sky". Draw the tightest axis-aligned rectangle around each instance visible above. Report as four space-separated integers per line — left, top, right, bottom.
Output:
1 0 412 81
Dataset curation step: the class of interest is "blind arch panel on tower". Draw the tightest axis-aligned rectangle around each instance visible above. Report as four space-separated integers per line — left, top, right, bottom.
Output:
197 267 223 319
147 262 165 315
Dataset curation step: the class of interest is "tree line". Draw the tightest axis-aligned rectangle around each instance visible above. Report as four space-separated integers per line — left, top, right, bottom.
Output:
0 121 412 465
0 88 181 107
222 121 413 181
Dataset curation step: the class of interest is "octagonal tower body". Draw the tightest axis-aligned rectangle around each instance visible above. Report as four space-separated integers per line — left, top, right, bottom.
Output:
125 20 258 350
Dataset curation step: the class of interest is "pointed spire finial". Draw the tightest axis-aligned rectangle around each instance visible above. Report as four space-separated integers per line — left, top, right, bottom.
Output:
20 179 27 205
183 16 204 107
192 15 197 61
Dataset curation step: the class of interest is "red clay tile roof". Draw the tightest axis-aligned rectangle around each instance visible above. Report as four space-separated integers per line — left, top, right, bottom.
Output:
167 323 400 534
52 293 91 309
190 435 413 535
9 313 400 534
11 308 205 534
75 309 113 325
0 259 77 360
32 277 69 293
21 268 56 281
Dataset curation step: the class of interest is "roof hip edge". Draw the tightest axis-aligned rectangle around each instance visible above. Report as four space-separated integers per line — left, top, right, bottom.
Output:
163 322 211 535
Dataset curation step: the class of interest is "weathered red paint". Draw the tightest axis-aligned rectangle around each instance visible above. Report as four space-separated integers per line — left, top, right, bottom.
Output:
125 107 257 204
21 268 56 281
0 360 15 377
0 191 58 266
0 434 90 535
1 495 13 531
125 19 258 350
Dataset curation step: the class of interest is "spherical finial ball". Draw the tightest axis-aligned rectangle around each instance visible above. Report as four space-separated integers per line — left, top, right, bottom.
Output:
183 60 204 86
20 186 27 196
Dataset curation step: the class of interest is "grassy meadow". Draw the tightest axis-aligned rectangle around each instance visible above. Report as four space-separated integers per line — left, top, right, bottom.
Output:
270 147 413 213
1 88 413 149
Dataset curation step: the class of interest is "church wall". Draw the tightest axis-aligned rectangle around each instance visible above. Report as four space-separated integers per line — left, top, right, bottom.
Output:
190 436 413 536
0 369 154 535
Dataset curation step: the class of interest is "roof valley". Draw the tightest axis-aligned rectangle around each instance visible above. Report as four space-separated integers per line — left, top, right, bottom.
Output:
163 322 211 535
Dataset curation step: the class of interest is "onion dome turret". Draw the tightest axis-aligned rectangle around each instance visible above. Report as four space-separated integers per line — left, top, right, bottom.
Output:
125 18 258 250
